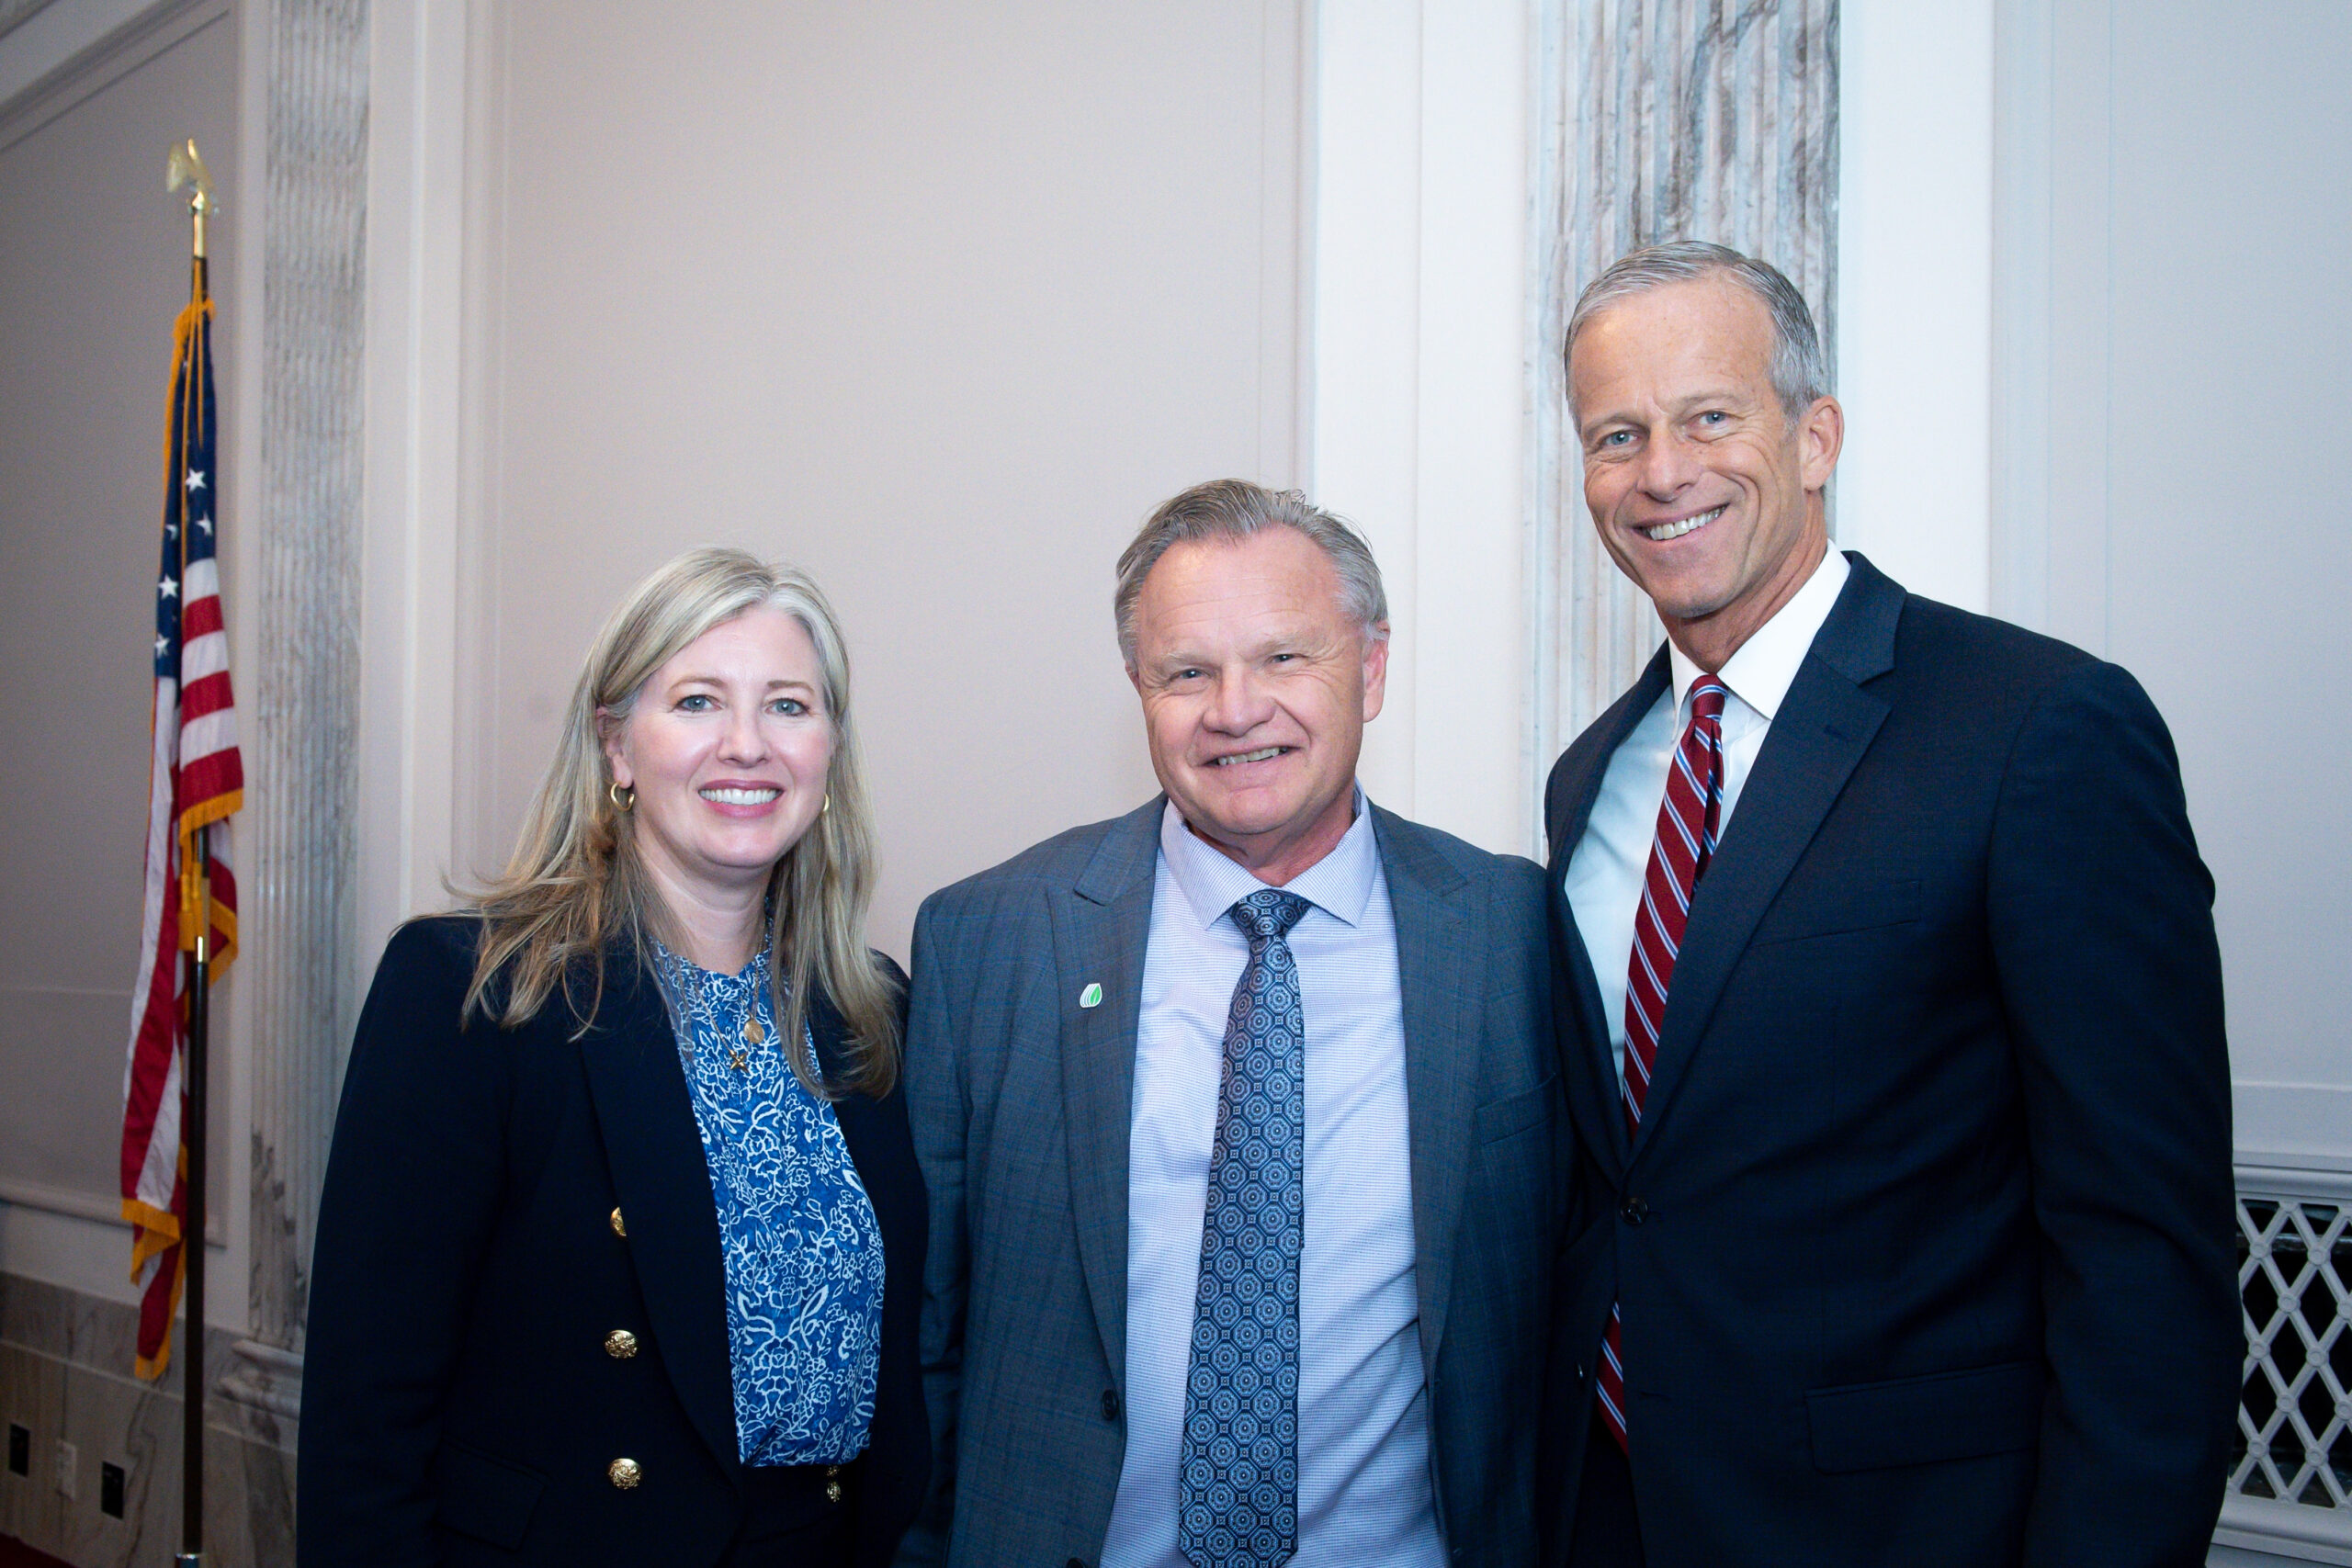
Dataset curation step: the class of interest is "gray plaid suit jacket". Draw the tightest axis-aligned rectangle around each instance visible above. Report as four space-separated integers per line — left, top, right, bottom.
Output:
894 796 1568 1567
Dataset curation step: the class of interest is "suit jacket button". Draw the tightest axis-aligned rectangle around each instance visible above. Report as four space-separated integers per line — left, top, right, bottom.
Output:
607 1458 641 1489
1620 1195 1649 1224
604 1329 638 1359
1102 1388 1120 1422
824 1479 843 1504
1068 1561 1088 1568
609 1206 627 1238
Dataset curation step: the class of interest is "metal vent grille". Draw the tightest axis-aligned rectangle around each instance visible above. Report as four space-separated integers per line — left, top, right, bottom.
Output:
2233 1193 2352 1512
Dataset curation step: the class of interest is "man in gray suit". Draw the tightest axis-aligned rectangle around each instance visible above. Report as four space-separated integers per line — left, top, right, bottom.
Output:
897 479 1566 1568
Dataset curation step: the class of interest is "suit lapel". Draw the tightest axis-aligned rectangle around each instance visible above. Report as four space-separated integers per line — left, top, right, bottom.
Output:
1545 649 1673 1182
1630 555 1905 1152
1373 806 1477 1377
1051 799 1164 1392
578 952 742 1483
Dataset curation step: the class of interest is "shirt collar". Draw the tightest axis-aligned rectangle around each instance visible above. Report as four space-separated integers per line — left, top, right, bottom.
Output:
1668 547 1850 720
1159 786 1379 932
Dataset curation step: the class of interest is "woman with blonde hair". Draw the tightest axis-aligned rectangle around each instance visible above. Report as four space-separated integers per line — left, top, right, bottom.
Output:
300 548 926 1567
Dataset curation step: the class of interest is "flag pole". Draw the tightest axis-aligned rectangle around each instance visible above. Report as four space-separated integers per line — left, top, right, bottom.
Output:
166 136 218 1568
181 839 209 1568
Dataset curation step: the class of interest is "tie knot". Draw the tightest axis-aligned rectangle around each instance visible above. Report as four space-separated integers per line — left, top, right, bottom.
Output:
1230 888 1312 943
1689 676 1729 724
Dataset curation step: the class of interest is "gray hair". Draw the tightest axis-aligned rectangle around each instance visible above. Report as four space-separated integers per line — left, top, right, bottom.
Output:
1564 242 1829 421
1114 479 1388 666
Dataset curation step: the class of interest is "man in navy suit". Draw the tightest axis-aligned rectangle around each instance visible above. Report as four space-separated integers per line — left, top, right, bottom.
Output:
1541 242 2238 1566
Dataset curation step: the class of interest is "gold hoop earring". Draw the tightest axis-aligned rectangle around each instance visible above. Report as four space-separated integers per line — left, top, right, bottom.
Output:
821 793 831 816
608 782 635 813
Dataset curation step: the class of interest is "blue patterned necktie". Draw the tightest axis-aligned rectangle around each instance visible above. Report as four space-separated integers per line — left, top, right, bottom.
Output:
1180 888 1312 1568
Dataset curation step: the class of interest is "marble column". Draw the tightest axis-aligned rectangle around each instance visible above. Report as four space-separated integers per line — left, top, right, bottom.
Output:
1528 0 1838 770
218 0 369 1486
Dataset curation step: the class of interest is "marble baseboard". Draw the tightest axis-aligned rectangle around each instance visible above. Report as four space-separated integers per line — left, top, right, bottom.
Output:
0 1273 294 1567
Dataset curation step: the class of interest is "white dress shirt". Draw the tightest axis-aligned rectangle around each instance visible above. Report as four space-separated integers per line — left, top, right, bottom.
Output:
1563 548 1849 1087
1102 795 1444 1568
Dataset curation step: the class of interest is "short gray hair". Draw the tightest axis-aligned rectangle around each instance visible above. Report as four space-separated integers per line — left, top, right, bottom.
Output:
1564 242 1829 421
1114 479 1388 667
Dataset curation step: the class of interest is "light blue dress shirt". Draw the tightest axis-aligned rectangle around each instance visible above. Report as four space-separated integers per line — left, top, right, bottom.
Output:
1102 795 1445 1568
1563 547 1849 1089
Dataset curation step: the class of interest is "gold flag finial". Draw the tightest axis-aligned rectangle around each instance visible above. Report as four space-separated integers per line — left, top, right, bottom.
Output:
166 139 219 259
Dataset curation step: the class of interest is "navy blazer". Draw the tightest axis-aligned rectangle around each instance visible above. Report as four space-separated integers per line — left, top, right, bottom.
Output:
1540 555 2238 1567
299 916 928 1567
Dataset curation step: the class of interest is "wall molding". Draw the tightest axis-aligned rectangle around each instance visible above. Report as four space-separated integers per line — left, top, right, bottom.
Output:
2215 1497 2352 1568
0 1178 223 1246
0 0 217 145
243 0 369 1359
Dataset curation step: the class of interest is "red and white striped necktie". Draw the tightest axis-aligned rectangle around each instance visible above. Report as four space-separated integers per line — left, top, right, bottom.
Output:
1596 675 1728 1452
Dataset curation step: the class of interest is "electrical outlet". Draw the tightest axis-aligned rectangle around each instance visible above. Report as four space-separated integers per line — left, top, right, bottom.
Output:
6 1422 28 1477
100 1461 125 1519
55 1438 76 1499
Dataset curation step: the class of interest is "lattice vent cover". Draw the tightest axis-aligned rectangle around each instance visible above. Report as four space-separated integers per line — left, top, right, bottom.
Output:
2233 1196 2352 1510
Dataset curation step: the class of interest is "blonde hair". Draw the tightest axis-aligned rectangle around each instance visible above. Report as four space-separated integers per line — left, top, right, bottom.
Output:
463 547 899 1098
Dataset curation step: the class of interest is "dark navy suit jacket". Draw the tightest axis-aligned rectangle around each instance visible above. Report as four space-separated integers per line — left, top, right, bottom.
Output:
1541 554 2238 1567
299 916 928 1567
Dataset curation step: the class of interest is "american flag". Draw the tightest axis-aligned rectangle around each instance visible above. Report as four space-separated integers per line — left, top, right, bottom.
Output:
120 255 243 1381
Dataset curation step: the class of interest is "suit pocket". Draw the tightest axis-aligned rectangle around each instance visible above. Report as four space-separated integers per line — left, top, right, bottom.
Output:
1754 877 1923 944
1475 1077 1555 1145
433 1439 547 1551
1806 1359 2042 1473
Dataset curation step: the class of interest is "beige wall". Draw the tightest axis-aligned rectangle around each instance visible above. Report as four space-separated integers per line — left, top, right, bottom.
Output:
450 0 1306 961
0 4 237 1258
0 0 1309 1323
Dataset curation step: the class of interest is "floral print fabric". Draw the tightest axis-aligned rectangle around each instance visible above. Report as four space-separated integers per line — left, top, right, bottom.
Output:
654 939 884 1466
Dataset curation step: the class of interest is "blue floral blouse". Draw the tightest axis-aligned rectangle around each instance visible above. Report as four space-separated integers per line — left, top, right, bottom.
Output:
652 938 885 1467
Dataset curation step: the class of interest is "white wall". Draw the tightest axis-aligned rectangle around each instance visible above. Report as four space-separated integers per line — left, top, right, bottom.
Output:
1837 0 1995 613
2012 0 2352 1166
1312 0 1533 857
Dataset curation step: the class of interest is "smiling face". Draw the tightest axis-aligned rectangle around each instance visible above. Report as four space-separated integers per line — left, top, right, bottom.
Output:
603 603 834 919
1128 528 1387 885
1569 274 1844 669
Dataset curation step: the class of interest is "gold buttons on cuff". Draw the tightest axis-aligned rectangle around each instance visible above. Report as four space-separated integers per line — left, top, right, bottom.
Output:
604 1329 639 1359
607 1458 641 1490
609 1206 627 1238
